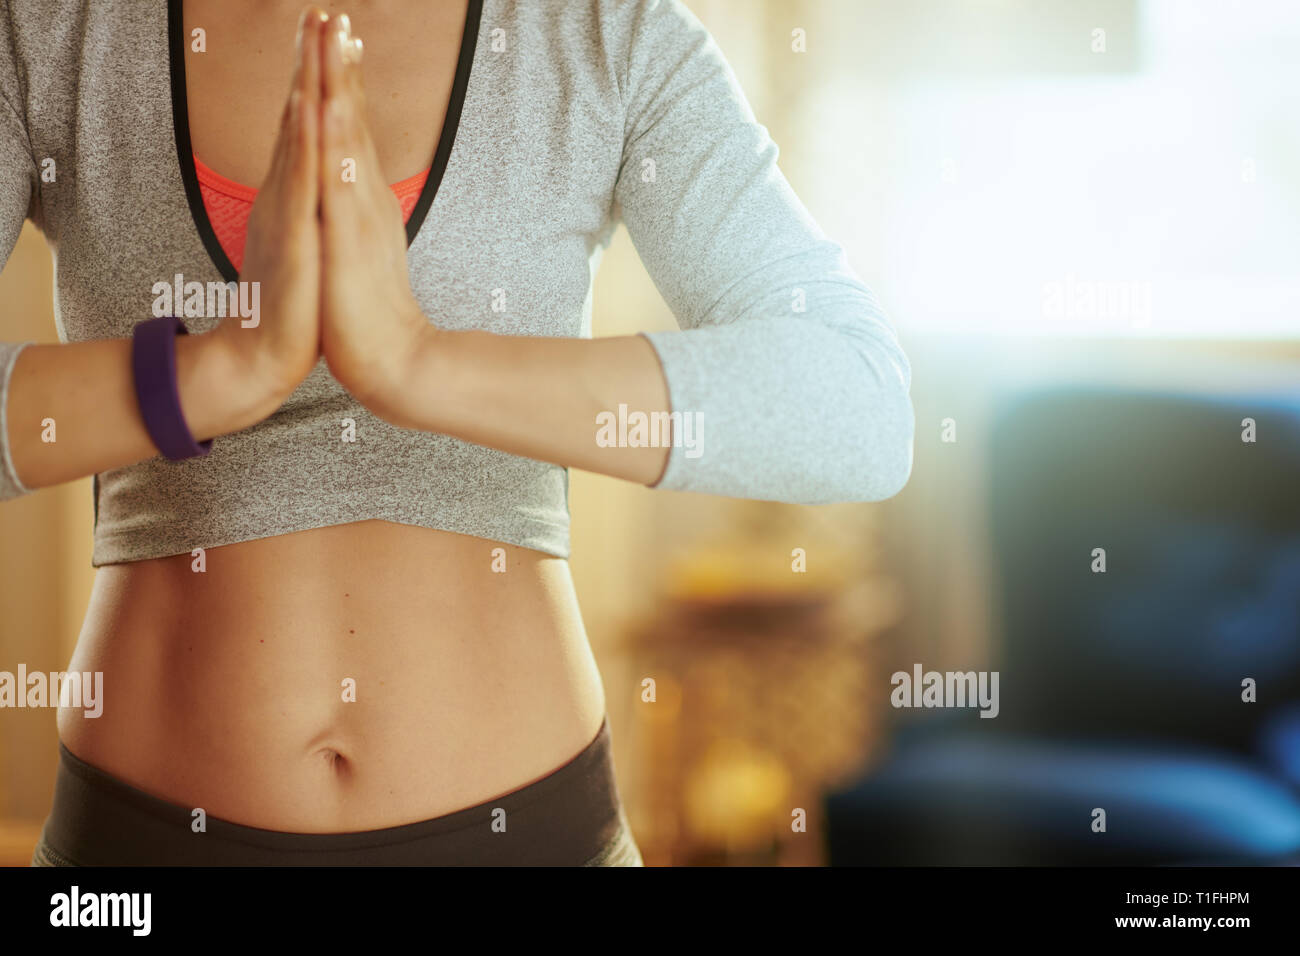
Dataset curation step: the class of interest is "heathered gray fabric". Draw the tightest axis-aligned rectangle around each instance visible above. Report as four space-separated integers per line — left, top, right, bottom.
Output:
0 0 913 566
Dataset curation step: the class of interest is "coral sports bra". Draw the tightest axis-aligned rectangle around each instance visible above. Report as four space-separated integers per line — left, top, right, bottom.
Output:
194 154 430 272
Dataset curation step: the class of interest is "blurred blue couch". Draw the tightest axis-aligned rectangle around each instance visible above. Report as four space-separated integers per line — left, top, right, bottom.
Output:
825 387 1300 865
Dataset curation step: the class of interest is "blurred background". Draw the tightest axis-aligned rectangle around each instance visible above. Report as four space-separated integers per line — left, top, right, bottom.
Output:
3 0 1300 865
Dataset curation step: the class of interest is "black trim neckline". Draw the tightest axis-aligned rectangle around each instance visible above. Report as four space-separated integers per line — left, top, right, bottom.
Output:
167 0 484 284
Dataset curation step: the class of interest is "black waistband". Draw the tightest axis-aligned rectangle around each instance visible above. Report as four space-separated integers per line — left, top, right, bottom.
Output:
42 717 624 865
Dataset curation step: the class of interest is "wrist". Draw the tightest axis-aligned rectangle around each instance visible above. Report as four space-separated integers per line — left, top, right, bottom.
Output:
360 309 450 429
178 331 292 438
213 319 311 405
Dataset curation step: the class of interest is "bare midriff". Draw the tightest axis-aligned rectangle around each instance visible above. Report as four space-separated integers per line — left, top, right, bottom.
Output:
57 0 607 833
59 522 607 832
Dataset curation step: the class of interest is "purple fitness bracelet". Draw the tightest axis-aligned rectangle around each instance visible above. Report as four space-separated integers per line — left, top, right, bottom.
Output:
131 315 213 460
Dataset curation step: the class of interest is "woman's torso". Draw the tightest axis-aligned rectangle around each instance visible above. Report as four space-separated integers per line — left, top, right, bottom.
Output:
56 0 611 832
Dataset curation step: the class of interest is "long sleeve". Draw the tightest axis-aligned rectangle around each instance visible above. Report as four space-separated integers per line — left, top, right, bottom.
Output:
0 2 38 501
613 0 914 503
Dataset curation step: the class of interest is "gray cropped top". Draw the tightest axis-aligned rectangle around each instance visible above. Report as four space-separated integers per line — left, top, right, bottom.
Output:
0 0 914 567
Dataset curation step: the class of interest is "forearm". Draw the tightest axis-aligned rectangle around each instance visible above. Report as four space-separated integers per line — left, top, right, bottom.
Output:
4 331 285 493
379 326 672 486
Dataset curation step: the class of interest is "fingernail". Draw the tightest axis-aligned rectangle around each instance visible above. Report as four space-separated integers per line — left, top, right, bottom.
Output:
327 96 346 128
338 13 351 40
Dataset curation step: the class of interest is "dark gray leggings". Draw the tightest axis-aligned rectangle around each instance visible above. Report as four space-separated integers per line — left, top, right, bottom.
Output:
32 716 642 866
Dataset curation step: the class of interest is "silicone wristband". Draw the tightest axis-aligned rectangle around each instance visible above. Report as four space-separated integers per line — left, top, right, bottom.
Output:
131 315 213 460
